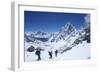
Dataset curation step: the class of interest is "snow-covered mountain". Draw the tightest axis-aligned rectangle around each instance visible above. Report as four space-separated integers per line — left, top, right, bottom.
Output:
49 22 76 42
25 21 90 50
24 33 42 44
24 21 90 61
25 31 56 42
24 22 78 50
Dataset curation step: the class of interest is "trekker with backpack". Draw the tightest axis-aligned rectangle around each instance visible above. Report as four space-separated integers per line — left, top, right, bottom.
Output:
35 48 41 61
48 51 53 59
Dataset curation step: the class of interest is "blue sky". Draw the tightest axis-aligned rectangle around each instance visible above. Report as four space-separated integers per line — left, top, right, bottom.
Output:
24 11 89 32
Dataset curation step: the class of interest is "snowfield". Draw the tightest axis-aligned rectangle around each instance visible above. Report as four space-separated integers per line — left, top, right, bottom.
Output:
54 41 90 60
25 41 90 62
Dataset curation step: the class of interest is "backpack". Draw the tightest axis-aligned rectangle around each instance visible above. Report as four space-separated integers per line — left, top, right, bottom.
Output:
35 51 40 55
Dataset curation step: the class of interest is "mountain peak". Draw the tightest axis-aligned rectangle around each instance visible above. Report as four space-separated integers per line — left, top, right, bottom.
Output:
50 22 77 42
60 22 76 34
65 22 72 27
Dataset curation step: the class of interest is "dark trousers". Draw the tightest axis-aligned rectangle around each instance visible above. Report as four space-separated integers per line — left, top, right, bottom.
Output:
49 53 52 59
37 54 41 61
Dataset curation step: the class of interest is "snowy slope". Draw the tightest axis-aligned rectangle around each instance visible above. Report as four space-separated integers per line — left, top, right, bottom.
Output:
49 22 76 42
54 41 90 60
25 41 90 62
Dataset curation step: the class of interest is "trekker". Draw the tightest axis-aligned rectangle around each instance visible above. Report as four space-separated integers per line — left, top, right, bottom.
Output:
55 49 58 57
35 49 41 61
48 51 53 59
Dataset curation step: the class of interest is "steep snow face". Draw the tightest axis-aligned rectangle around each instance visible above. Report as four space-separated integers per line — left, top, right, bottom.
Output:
50 22 76 42
60 22 76 35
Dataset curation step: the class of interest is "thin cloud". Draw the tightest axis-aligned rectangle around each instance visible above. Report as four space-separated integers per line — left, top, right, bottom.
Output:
84 14 90 25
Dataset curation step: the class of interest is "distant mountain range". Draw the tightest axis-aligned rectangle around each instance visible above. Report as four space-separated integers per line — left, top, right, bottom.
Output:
24 22 90 53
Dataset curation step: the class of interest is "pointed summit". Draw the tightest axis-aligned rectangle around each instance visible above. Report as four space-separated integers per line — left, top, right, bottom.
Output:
50 22 76 42
64 22 72 28
60 22 76 35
